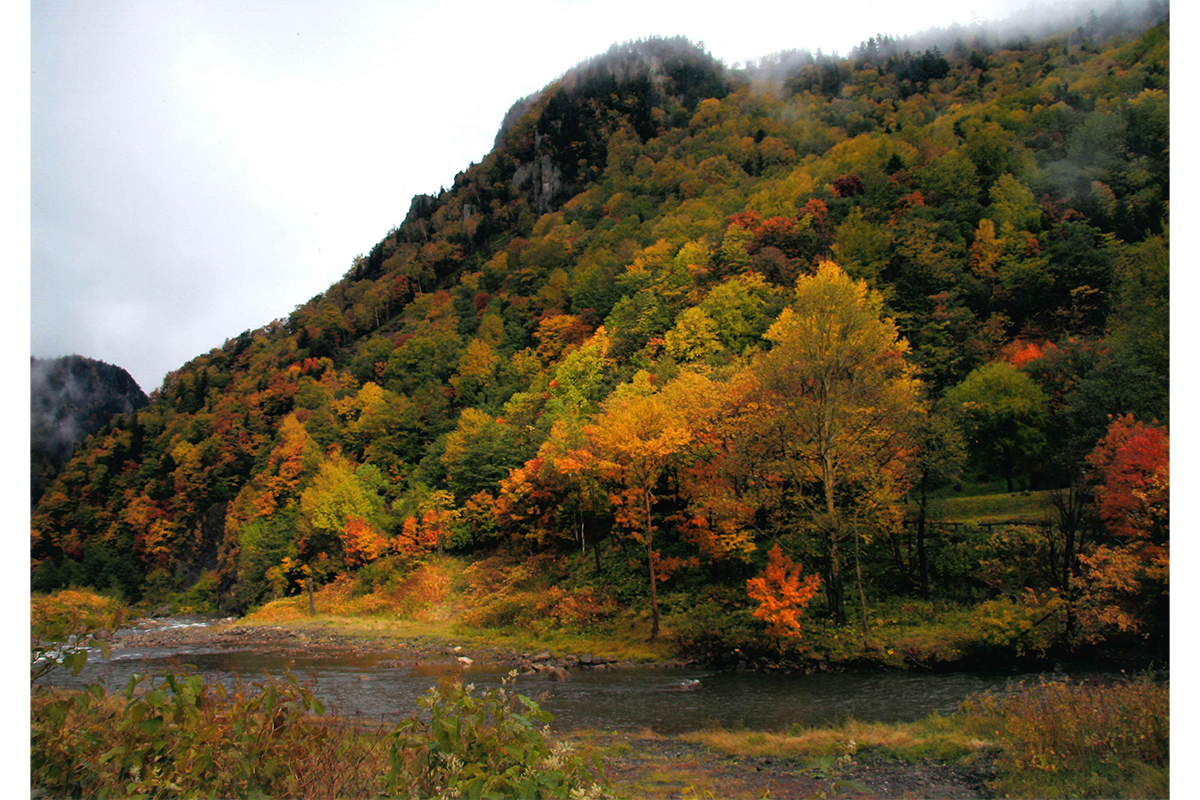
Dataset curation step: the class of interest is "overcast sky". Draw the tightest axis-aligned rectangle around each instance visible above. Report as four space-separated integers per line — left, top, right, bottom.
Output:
29 0 1111 394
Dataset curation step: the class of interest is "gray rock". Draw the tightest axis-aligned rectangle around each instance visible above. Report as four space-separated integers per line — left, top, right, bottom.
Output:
532 650 552 662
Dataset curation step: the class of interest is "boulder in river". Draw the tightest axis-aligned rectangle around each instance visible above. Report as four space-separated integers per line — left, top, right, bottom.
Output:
547 667 570 681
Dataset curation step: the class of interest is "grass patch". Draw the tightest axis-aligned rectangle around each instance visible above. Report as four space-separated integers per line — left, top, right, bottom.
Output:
932 489 1056 524
683 715 997 764
684 675 1168 799
240 555 673 662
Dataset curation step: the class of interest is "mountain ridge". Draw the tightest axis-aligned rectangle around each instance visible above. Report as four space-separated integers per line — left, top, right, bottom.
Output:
31 5 1168 662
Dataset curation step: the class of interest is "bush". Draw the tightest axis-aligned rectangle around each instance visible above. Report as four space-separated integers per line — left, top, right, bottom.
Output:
383 674 607 799
667 588 766 662
31 588 126 682
31 672 372 799
958 674 1169 798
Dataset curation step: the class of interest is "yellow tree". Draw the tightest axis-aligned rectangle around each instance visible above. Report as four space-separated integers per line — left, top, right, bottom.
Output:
752 261 922 633
586 375 693 640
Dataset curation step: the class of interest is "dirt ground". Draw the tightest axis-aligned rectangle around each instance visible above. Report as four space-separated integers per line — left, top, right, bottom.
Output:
589 730 997 799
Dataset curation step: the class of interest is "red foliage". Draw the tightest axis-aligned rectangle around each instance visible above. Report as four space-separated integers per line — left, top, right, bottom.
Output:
746 544 822 639
799 198 828 228
727 211 763 232
1004 338 1056 369
1087 414 1169 546
831 174 865 197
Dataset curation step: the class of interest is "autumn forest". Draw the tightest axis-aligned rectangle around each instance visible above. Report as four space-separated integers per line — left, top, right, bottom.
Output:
32 5 1169 670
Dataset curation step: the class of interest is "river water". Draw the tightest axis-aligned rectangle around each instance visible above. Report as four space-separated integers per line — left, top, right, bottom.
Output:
42 622 1100 735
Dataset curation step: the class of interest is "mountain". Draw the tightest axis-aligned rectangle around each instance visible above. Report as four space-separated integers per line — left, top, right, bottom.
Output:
31 356 149 504
31 3 1168 647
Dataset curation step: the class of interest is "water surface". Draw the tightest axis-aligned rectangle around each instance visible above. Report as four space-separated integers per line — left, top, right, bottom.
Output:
45 628 1089 734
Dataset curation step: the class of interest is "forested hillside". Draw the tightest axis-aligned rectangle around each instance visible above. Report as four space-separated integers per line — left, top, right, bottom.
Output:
31 356 149 505
32 6 1169 660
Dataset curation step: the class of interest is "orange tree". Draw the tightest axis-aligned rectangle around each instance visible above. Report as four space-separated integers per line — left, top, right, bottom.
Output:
585 373 696 641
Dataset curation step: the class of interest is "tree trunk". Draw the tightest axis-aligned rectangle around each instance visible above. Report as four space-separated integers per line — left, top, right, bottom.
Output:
307 576 315 616
823 456 846 625
646 491 660 641
591 516 602 575
1052 484 1085 639
854 526 870 651
917 478 930 599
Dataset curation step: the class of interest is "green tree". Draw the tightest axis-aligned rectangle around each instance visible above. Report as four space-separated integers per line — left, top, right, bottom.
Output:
944 361 1050 492
440 408 521 503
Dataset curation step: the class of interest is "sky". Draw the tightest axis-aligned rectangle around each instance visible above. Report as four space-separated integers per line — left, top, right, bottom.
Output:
27 0 1137 395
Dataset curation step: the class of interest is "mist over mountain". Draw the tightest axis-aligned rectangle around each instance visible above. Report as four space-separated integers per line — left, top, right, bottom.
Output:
31 356 149 504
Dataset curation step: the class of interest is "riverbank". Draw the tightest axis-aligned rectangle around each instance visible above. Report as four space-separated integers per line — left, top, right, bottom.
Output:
204 555 1163 678
47 596 1167 800
588 728 998 799
113 614 673 679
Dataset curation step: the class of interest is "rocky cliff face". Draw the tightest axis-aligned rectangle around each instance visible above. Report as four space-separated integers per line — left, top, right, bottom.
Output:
499 37 730 215
31 355 149 503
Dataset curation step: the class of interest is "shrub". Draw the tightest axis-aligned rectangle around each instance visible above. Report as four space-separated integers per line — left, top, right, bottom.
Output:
958 674 1168 798
383 674 608 799
668 588 765 662
31 588 126 682
31 671 376 799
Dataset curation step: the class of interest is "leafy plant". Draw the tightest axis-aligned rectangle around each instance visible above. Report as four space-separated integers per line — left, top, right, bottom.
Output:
957 674 1168 798
31 670 343 799
383 673 607 799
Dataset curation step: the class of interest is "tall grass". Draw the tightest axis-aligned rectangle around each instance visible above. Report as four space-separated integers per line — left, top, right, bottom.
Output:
32 672 389 799
31 671 608 799
958 674 1169 798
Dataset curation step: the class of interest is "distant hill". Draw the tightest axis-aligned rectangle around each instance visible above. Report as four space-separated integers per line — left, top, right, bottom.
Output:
31 355 149 503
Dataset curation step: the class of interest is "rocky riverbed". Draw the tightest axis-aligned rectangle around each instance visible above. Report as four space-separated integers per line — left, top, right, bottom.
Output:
112 617 654 680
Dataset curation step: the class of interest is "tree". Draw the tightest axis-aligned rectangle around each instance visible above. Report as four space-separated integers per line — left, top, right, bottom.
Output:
297 452 384 608
751 261 922 627
586 375 693 640
440 409 521 503
944 361 1049 492
746 544 822 639
1073 414 1168 643
664 306 723 363
1087 414 1168 547
907 410 967 597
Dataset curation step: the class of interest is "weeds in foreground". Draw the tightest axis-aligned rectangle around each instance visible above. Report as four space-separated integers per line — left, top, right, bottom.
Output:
33 651 607 800
31 672 389 799
957 673 1168 798
384 673 607 799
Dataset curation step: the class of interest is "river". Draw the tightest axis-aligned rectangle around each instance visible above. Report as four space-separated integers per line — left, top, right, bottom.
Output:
42 619 1104 735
